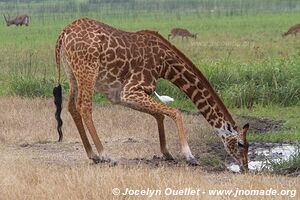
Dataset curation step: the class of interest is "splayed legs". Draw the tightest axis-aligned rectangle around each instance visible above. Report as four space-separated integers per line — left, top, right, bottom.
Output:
121 89 197 165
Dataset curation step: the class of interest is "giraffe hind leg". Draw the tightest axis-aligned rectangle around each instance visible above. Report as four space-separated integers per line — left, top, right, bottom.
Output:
67 74 99 161
121 89 198 166
76 90 116 165
62 59 103 162
75 67 117 165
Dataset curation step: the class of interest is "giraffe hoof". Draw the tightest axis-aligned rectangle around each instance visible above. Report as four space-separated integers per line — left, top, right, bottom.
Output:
91 155 118 166
90 155 102 164
109 159 118 167
187 158 199 166
163 152 175 161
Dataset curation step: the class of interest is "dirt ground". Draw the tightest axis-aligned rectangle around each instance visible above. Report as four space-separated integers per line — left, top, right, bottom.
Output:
0 97 299 200
1 97 286 170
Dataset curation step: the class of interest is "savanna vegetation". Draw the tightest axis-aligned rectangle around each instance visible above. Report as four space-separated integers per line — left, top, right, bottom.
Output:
1 0 299 136
0 1 299 199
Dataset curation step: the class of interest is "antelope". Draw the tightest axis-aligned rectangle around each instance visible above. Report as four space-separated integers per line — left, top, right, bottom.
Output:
3 14 30 26
282 24 300 37
168 28 197 40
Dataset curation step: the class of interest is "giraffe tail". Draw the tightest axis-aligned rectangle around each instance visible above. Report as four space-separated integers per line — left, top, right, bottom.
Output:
53 31 64 142
53 85 63 142
55 31 64 85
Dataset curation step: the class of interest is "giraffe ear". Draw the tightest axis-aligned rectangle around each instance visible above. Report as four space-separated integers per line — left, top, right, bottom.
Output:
233 125 238 131
242 123 250 132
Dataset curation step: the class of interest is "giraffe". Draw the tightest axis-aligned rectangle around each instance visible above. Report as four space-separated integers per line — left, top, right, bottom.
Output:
53 18 250 171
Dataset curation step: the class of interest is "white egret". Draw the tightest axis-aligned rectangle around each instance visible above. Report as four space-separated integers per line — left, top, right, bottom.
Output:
154 91 174 103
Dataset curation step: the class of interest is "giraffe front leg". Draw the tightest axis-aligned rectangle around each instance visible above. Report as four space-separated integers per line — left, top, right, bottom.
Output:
152 114 174 161
173 111 198 166
121 89 198 166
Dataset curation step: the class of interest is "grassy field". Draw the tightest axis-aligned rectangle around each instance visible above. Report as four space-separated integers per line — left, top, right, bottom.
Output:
1 9 300 105
0 0 300 199
1 2 299 133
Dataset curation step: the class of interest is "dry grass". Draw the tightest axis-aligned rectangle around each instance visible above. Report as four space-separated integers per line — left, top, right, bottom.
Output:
0 97 299 200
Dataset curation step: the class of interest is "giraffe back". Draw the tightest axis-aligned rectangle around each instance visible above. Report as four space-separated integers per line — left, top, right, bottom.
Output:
57 18 166 101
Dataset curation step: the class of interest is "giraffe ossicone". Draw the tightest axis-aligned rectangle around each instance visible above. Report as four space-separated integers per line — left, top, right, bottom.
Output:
53 18 250 172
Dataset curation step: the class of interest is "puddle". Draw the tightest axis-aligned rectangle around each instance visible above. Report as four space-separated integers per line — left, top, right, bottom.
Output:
227 143 299 172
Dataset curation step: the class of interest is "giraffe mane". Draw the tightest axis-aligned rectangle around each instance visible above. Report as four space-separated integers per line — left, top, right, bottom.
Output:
137 29 236 126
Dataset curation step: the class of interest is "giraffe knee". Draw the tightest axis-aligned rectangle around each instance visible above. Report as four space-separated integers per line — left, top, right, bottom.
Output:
171 109 182 121
76 103 92 117
76 105 83 115
68 105 75 115
68 99 76 113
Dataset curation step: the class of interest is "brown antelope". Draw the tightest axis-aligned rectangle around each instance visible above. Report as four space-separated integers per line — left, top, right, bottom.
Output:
282 24 300 37
53 18 249 171
168 28 197 40
3 14 30 26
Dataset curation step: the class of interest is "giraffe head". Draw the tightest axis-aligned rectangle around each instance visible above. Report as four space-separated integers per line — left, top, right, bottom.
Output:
219 123 250 172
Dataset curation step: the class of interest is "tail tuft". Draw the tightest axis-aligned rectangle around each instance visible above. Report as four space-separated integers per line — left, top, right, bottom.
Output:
53 84 63 142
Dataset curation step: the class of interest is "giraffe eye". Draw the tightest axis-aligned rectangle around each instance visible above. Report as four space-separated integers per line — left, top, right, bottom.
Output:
238 142 245 148
238 142 249 149
227 123 232 132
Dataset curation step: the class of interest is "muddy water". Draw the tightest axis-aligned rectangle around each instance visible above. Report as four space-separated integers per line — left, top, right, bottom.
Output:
227 143 299 172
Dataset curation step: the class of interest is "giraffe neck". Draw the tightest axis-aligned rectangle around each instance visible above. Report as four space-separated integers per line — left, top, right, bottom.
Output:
162 50 236 135
137 30 236 135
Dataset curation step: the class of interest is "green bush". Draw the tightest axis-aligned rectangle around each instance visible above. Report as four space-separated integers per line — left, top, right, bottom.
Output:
8 75 55 98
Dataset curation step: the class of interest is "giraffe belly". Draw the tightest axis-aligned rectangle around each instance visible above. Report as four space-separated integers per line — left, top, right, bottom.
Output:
94 80 123 104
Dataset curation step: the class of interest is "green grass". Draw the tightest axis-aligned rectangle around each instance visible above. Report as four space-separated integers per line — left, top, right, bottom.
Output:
1 11 300 105
1 0 300 16
155 58 300 109
248 131 300 143
233 105 300 143
234 105 300 130
8 75 54 98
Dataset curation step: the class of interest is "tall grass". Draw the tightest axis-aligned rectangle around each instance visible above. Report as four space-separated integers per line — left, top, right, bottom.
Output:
8 75 54 98
6 56 300 107
156 56 300 109
1 1 300 109
205 57 300 107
